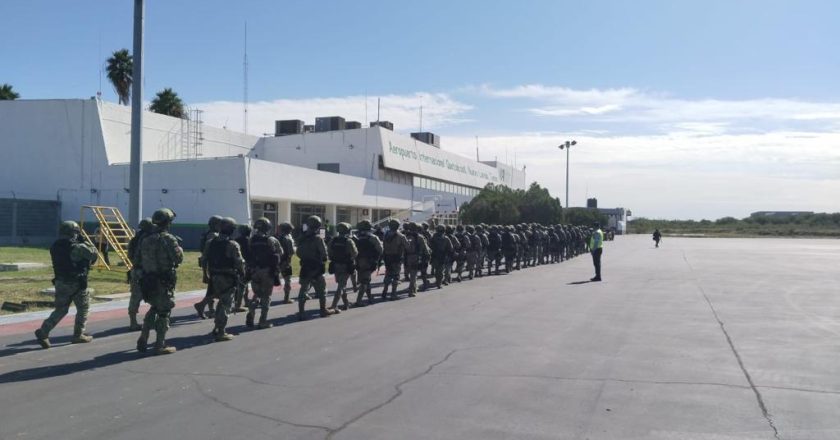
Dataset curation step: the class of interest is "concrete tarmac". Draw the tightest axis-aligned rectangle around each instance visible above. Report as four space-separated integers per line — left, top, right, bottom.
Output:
0 236 838 440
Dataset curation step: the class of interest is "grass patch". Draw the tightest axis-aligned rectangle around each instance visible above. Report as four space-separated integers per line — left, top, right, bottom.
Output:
0 246 300 315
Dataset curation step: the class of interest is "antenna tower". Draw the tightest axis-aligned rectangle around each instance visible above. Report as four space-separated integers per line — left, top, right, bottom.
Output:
243 21 249 135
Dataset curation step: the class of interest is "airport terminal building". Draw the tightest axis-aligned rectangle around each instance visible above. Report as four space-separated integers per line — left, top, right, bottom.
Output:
0 99 525 246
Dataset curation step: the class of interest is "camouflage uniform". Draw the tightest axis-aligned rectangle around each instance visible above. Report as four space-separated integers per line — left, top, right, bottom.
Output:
328 223 358 311
136 209 184 354
429 225 453 289
353 222 383 306
34 222 98 348
247 219 282 329
233 224 253 312
126 218 153 330
381 219 408 300
276 223 296 303
403 223 429 296
205 219 245 340
296 216 332 320
194 215 222 319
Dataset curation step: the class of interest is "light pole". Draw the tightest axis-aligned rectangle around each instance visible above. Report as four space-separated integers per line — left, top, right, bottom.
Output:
558 140 577 209
128 0 144 226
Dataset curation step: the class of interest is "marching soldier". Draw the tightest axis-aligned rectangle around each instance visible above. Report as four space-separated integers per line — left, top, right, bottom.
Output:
34 221 98 349
204 217 245 341
136 208 184 354
246 218 283 329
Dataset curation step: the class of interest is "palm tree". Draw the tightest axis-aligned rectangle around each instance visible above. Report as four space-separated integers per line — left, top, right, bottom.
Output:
0 83 19 100
106 49 133 105
150 88 186 118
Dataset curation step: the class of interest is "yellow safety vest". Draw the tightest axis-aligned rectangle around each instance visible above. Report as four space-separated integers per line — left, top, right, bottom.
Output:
589 229 604 250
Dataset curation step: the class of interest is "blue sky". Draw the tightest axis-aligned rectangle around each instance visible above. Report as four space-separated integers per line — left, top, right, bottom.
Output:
2 0 839 219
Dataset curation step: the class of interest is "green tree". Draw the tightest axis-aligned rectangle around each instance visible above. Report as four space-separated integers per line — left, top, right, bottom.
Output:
106 49 133 105
459 182 563 225
563 208 609 227
150 88 186 118
0 83 20 100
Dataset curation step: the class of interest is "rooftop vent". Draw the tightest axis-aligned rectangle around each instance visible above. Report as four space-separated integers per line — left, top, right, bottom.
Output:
370 120 394 131
345 121 362 129
315 116 346 132
410 132 440 148
275 119 304 136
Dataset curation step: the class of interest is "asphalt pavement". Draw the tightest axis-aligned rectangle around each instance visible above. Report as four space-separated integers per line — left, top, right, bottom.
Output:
0 235 838 440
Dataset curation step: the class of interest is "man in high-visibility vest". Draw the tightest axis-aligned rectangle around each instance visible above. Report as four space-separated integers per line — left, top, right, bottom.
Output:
589 222 604 282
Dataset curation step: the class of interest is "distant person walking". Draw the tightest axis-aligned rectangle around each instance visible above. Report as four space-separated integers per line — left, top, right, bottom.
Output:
590 223 604 282
653 229 662 248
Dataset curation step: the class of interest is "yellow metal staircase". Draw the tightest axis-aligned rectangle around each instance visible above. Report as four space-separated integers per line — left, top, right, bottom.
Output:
79 206 134 271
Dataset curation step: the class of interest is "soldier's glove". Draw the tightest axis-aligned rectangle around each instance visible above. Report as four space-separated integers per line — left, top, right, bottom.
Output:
273 273 281 286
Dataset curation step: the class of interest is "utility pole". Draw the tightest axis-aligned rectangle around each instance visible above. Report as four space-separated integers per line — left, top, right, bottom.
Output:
128 0 144 226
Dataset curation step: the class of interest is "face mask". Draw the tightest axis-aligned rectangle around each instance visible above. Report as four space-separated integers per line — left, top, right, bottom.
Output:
302 224 309 232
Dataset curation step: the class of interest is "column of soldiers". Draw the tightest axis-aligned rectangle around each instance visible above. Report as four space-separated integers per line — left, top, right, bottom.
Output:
34 209 597 355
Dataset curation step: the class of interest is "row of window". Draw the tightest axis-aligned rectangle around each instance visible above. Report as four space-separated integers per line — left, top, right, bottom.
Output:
413 176 479 197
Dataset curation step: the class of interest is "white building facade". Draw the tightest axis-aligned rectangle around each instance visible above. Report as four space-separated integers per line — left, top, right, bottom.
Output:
0 99 526 247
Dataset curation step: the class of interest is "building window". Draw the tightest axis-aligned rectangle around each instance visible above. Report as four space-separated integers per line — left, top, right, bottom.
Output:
337 207 352 224
291 204 325 230
317 163 340 174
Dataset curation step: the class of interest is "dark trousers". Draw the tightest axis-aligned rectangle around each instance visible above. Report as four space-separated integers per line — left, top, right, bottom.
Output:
591 248 602 279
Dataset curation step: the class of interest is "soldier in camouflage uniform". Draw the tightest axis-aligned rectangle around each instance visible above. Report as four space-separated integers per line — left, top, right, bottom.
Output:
126 217 153 331
381 219 408 300
233 223 253 312
246 218 282 329
353 220 383 307
403 222 429 296
328 222 358 312
205 217 246 341
296 215 334 320
194 215 222 319
34 221 98 349
276 222 296 303
429 224 453 289
136 209 184 355
464 225 480 280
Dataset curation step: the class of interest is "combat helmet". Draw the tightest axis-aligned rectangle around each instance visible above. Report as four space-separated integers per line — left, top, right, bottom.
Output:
388 219 400 231
58 220 81 237
219 217 237 235
279 222 293 234
357 219 372 231
237 223 253 237
152 208 176 226
208 215 223 230
253 217 272 234
435 224 446 233
336 222 351 235
305 215 322 231
138 217 154 233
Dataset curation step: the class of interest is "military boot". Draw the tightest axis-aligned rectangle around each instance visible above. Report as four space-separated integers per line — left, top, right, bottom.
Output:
319 298 333 317
380 284 389 301
258 310 273 329
213 328 234 342
128 313 142 331
389 284 399 301
298 301 308 321
136 326 150 353
72 333 94 344
245 309 255 328
154 334 176 355
34 328 51 349
194 303 207 320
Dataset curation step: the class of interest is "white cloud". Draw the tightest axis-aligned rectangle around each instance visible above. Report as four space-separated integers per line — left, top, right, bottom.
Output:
194 92 472 136
480 84 840 130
